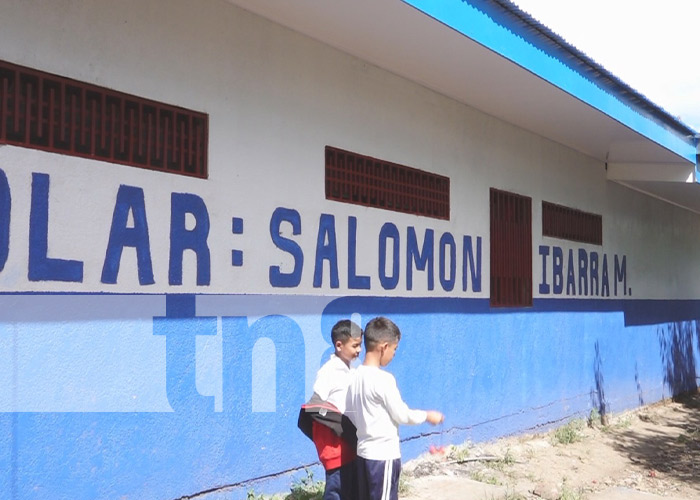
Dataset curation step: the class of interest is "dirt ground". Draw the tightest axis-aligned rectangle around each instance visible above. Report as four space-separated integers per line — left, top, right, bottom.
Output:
400 392 700 500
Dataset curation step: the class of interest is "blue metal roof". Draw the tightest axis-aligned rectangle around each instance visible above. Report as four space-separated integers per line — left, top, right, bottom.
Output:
476 0 696 138
404 0 698 163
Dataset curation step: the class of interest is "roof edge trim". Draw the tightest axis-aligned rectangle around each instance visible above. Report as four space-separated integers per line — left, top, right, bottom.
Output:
402 0 697 164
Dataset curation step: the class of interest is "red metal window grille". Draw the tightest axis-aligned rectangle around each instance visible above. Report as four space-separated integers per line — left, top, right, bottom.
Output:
542 201 602 245
325 146 450 220
0 59 208 178
490 188 532 308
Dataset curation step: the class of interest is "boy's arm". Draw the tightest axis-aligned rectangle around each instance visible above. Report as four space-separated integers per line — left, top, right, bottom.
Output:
381 375 428 425
425 410 444 424
312 359 332 401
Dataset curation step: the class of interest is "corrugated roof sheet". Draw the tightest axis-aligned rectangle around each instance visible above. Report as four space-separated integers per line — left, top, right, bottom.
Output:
472 0 697 138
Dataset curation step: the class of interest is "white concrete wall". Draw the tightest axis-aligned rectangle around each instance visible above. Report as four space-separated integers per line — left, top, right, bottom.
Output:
2 2 699 499
0 0 697 299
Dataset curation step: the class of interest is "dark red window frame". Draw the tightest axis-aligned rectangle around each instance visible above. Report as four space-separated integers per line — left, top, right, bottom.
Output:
542 201 602 245
490 188 532 307
325 146 450 220
0 59 208 178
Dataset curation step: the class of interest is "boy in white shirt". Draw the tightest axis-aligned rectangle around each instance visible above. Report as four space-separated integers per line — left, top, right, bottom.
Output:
298 319 363 500
345 317 443 500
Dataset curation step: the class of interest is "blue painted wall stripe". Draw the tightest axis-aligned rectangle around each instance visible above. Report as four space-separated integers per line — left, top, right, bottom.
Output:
401 0 696 163
1 293 699 499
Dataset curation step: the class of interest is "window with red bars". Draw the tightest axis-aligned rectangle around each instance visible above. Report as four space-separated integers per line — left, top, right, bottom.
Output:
0 59 208 178
542 201 602 245
325 146 450 220
490 188 532 307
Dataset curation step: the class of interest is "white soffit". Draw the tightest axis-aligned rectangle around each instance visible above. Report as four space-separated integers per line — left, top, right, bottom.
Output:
225 0 700 212
225 0 692 166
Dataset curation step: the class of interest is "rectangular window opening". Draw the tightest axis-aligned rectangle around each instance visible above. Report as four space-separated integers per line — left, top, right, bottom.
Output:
0 59 208 178
542 201 602 245
325 146 450 220
490 188 532 308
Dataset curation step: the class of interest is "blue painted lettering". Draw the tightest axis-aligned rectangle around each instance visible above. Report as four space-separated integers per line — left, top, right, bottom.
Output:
169 192 211 286
406 227 434 290
538 245 550 294
269 207 304 288
378 223 400 290
154 294 217 412
463 236 482 292
101 185 155 285
0 169 9 272
566 249 576 295
439 233 456 291
601 254 610 297
614 255 627 296
313 214 339 288
28 173 84 282
553 246 563 294
578 249 588 296
222 314 305 416
347 216 370 290
538 246 627 298
590 252 599 296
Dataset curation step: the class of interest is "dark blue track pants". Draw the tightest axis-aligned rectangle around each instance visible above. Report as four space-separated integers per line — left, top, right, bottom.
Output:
324 461 357 500
356 456 401 500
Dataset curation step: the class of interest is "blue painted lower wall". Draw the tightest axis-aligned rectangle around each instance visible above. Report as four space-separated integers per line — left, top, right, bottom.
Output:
1 294 699 499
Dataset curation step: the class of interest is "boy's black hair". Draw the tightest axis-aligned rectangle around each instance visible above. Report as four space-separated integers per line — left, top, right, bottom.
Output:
331 319 363 345
363 316 401 351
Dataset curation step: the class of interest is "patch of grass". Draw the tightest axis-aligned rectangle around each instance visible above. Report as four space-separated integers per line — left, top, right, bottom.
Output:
398 473 411 496
676 434 690 444
286 469 324 500
485 491 527 500
246 490 285 500
470 469 501 485
587 407 600 427
244 469 325 500
447 443 471 462
677 426 700 444
525 472 540 482
614 415 633 429
559 478 586 500
601 414 633 433
553 419 586 445
488 448 516 472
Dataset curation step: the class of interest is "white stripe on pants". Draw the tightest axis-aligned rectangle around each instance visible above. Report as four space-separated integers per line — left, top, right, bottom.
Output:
381 459 393 500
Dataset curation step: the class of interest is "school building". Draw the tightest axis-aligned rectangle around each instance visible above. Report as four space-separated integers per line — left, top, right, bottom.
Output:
1 0 699 498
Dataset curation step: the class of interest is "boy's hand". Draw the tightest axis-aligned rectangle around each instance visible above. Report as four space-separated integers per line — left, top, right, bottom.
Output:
425 410 444 425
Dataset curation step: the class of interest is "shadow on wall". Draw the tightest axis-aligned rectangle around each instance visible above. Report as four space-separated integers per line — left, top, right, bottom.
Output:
590 340 609 425
634 362 645 406
657 321 699 398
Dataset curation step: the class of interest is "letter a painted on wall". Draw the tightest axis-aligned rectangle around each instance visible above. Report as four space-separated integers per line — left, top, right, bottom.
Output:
101 185 155 285
313 214 339 288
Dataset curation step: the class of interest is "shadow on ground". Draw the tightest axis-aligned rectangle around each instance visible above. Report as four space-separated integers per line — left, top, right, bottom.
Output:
611 391 700 489
608 321 700 487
